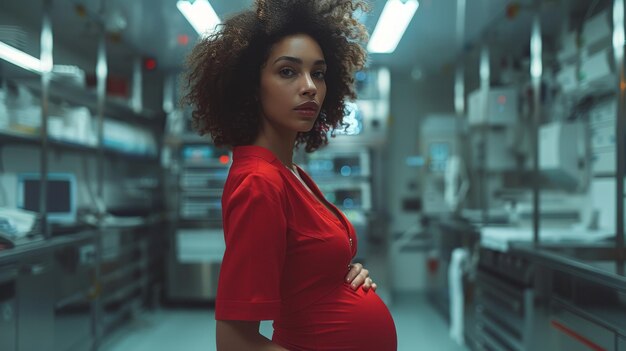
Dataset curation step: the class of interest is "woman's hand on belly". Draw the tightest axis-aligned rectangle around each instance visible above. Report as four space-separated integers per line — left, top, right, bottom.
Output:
345 263 376 292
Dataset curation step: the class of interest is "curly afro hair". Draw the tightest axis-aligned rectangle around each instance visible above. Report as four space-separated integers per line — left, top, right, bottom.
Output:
182 0 369 152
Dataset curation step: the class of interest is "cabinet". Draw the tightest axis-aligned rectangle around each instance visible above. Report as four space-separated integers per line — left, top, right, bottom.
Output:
17 250 55 351
0 234 99 351
618 335 626 351
472 249 536 351
52 236 96 351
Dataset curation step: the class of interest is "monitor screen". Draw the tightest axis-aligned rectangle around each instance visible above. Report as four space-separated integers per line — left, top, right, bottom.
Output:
428 142 450 173
17 173 76 224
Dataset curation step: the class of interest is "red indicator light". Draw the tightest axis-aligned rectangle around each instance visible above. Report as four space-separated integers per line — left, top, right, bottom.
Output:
177 34 189 46
144 58 157 70
506 3 521 19
219 155 230 164
498 95 506 104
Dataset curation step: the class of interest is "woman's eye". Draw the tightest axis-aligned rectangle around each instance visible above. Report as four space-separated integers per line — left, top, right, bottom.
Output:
279 68 296 77
313 71 326 80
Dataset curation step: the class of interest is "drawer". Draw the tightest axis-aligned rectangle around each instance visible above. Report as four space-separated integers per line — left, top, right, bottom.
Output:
475 302 523 338
476 271 526 317
551 304 615 351
474 325 521 351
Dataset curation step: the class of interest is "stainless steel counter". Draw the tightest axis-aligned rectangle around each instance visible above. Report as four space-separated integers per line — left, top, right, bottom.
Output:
0 230 98 264
0 214 169 351
512 242 626 292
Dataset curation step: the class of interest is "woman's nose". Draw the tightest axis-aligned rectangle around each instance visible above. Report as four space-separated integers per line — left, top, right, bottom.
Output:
301 74 317 97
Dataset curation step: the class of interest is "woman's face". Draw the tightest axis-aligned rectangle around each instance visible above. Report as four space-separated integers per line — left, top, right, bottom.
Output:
259 33 327 136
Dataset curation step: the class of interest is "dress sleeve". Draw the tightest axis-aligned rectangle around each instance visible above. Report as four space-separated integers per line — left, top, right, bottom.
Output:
215 172 287 321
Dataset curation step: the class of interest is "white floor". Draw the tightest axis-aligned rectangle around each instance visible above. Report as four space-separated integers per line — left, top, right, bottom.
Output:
100 292 469 351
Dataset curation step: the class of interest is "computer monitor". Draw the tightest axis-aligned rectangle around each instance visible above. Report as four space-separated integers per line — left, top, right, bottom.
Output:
17 173 77 224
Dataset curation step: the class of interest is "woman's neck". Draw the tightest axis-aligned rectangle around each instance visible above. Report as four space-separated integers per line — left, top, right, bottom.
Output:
253 131 296 168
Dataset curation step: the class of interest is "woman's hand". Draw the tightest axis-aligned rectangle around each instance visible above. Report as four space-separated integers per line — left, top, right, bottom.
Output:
345 263 377 292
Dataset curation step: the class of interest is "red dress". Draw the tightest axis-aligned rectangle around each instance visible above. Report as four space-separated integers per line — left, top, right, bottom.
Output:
215 145 397 351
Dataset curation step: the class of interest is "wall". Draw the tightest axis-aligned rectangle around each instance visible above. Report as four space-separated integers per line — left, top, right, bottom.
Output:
385 68 455 292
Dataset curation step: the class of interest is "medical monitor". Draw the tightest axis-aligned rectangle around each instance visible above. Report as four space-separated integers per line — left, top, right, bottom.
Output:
17 173 77 224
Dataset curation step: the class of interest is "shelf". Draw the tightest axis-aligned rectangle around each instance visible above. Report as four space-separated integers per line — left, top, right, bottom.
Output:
15 78 164 131
101 276 149 305
0 128 39 144
0 129 159 162
1 61 164 129
102 296 142 335
100 260 148 285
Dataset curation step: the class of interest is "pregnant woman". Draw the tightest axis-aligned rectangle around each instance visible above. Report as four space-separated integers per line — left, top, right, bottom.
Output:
183 0 397 349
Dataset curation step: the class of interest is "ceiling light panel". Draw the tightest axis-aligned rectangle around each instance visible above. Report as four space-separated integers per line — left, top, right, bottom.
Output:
368 0 419 54
177 0 221 37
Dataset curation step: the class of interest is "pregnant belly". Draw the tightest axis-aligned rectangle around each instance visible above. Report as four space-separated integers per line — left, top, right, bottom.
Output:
273 283 397 351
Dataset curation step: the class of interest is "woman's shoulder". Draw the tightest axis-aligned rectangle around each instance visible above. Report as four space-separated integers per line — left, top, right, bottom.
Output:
227 158 287 193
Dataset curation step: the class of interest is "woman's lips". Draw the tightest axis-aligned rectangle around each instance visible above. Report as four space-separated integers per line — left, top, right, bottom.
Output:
294 108 318 117
294 101 319 118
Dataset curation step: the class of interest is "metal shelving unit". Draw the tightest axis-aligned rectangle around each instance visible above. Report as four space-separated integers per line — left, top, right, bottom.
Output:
0 2 167 351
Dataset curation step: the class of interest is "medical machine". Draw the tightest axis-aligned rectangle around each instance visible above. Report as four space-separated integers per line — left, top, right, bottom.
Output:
17 173 77 224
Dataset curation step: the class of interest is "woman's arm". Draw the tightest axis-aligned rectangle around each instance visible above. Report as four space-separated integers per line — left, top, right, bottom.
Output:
216 320 289 351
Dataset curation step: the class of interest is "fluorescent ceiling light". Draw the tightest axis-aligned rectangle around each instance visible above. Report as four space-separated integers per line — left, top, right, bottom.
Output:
368 0 419 54
177 0 221 37
0 41 42 73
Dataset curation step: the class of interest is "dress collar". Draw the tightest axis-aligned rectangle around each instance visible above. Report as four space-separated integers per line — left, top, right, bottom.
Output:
232 145 280 165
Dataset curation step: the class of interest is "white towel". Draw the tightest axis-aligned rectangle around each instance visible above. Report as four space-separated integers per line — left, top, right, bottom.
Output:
449 247 469 345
